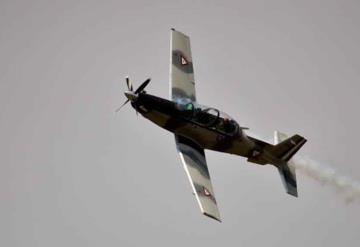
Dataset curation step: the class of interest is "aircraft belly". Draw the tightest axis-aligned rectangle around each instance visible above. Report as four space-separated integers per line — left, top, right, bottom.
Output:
142 110 254 158
142 110 219 145
142 110 173 128
177 124 219 148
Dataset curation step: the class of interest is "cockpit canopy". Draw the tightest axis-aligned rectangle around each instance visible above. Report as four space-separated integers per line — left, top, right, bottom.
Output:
175 99 239 136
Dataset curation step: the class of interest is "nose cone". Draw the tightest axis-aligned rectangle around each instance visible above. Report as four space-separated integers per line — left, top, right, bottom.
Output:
124 91 138 102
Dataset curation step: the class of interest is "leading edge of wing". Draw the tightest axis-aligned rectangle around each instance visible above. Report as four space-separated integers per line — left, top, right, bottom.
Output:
175 135 221 222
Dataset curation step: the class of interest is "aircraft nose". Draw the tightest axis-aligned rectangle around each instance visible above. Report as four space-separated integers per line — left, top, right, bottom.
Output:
124 91 138 102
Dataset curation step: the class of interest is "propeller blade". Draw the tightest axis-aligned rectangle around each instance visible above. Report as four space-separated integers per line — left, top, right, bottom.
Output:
134 78 151 94
115 99 130 112
125 76 133 91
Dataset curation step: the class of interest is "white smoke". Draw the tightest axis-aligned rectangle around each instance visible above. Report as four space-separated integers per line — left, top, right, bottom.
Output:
248 130 360 202
290 155 360 203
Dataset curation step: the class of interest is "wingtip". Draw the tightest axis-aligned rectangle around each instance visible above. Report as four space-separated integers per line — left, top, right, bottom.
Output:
287 189 298 197
203 212 222 223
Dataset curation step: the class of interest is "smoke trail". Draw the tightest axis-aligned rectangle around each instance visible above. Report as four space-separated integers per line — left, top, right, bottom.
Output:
248 130 360 202
290 155 360 203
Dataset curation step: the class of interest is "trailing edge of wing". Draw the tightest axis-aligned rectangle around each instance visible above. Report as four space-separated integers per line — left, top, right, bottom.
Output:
175 135 221 222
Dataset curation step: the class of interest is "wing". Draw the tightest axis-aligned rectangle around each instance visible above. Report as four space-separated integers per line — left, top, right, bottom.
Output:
175 135 221 222
170 29 196 102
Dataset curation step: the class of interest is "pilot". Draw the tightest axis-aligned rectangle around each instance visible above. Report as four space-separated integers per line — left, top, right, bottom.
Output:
223 118 235 133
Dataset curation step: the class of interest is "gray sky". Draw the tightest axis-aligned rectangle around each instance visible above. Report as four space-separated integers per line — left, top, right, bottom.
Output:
1 0 360 246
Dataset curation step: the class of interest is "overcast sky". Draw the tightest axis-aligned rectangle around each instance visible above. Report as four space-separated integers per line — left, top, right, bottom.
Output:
1 0 360 246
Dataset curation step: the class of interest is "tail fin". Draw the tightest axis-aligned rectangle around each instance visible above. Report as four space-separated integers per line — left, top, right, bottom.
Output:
273 131 307 197
272 132 307 162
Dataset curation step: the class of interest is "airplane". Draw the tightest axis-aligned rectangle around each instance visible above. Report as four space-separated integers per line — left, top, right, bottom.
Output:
117 28 307 222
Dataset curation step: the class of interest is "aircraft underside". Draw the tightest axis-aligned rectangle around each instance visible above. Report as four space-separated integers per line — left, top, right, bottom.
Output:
118 29 307 222
142 108 253 157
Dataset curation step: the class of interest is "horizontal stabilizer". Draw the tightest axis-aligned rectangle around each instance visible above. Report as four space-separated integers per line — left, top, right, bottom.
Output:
277 161 298 197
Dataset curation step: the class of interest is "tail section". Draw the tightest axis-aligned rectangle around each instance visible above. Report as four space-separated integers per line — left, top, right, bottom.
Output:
272 132 307 162
273 131 307 197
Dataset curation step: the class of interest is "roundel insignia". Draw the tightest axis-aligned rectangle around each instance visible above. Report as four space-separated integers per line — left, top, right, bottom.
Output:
181 56 188 65
203 187 211 197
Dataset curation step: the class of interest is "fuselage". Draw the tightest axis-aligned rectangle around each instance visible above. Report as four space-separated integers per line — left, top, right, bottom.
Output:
131 92 257 158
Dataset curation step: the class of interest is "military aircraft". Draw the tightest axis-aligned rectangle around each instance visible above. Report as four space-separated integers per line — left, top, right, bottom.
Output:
117 29 307 222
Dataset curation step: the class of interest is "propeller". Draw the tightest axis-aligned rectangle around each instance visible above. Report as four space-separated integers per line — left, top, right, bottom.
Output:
115 76 151 112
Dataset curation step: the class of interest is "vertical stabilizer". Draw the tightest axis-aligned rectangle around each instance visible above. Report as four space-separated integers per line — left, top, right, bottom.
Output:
274 131 301 197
